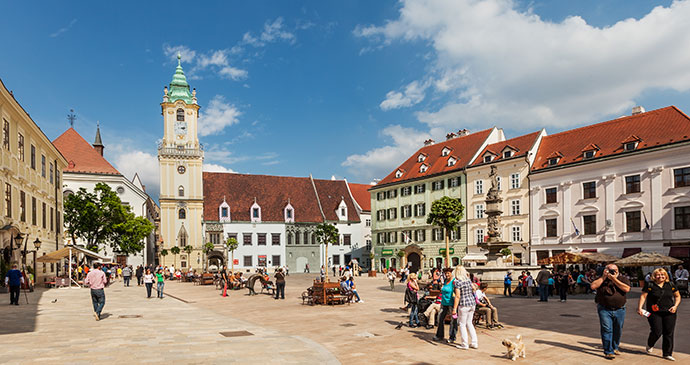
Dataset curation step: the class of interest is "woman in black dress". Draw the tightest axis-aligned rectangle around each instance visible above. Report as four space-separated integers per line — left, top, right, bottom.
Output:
637 267 681 361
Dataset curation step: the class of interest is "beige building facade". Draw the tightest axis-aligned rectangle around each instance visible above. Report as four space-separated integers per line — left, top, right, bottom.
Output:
0 79 68 283
158 56 204 270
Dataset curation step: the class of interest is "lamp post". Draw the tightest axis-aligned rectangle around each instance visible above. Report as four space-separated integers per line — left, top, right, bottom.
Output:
31 238 41 286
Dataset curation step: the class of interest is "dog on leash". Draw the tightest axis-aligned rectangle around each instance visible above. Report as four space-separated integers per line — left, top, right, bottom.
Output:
502 334 526 361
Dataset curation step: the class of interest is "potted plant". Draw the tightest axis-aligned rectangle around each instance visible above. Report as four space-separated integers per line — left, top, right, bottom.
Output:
368 252 376 277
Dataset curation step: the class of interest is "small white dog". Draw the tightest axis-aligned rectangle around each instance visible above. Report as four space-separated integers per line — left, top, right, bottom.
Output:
502 334 526 361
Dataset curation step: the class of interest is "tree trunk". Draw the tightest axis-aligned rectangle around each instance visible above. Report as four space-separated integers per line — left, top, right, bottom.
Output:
445 227 450 268
325 243 329 282
231 251 234 275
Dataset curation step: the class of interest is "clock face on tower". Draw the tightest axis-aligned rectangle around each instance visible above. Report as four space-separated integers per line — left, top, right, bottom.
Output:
175 121 187 137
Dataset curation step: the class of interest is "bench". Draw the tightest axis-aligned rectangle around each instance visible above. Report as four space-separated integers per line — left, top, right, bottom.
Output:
200 274 215 286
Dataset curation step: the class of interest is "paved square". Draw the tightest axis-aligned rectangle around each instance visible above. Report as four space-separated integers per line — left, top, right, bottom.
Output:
1 274 687 364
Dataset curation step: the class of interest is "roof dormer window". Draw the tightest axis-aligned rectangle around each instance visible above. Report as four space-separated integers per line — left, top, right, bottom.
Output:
417 153 427 162
337 199 348 222
284 201 295 223
624 142 637 151
419 164 429 173
395 169 404 178
503 151 512 158
583 150 595 159
548 157 559 166
219 199 231 223
250 199 261 223
441 147 452 157
484 155 493 163
447 157 456 167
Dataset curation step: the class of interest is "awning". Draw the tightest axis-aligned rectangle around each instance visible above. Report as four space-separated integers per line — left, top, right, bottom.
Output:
622 247 642 258
669 247 690 258
37 245 111 263
581 249 597 253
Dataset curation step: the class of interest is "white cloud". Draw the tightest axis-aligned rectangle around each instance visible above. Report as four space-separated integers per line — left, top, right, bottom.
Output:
163 45 247 81
380 80 429 110
112 150 160 195
163 44 196 64
50 19 77 38
219 66 249 81
203 163 236 173
342 125 430 181
198 95 241 136
357 0 690 131
242 17 296 47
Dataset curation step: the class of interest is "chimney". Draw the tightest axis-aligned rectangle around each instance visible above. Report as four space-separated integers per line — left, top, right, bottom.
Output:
631 106 645 115
446 132 456 140
423 139 435 146
93 122 104 156
457 129 470 137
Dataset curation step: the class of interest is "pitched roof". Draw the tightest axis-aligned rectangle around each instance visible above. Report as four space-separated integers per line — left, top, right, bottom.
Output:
203 172 360 223
377 128 495 186
52 128 120 175
470 131 541 167
532 106 690 172
348 183 372 212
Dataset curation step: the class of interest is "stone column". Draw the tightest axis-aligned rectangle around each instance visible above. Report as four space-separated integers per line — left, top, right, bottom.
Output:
561 181 573 240
603 174 617 241
648 166 664 240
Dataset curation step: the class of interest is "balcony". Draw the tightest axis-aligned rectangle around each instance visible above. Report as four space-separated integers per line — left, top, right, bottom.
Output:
157 146 204 159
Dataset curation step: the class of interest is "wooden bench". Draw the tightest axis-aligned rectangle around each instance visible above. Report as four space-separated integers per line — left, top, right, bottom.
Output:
200 274 215 286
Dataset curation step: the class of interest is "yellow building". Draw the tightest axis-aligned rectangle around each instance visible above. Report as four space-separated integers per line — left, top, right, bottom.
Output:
0 78 68 283
465 131 544 264
158 55 204 270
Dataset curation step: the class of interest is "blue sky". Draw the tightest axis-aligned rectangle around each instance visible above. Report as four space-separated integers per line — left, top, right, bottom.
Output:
2 0 690 201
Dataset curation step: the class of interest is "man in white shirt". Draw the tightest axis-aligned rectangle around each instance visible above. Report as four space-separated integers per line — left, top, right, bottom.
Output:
475 283 503 329
674 265 688 282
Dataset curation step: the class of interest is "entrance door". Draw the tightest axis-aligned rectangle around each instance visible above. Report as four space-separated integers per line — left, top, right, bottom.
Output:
435 257 443 268
407 252 421 273
380 258 386 270
391 258 397 269
344 254 351 266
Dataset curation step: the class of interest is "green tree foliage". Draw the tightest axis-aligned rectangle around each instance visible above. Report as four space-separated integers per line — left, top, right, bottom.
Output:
226 237 239 272
500 248 512 257
203 242 214 254
184 245 193 255
427 196 465 267
160 249 168 266
171 246 181 268
64 182 153 254
315 222 339 246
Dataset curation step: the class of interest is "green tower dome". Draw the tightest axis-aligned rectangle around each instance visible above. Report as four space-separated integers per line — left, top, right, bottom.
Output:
167 54 194 104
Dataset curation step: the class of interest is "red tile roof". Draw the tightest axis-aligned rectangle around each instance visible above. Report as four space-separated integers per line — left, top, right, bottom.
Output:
376 128 495 187
348 183 372 212
532 106 690 172
470 131 541 167
203 172 360 223
52 128 120 175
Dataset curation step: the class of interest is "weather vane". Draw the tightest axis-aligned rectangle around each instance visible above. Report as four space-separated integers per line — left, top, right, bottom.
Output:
67 109 77 127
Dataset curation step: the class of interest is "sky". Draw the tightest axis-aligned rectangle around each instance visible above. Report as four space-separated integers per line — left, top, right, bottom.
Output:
3 0 690 202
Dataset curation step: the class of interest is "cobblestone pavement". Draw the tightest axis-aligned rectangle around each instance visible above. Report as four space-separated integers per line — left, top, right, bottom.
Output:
1 274 687 364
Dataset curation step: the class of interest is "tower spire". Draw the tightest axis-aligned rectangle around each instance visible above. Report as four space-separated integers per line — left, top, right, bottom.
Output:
166 53 194 104
93 121 104 156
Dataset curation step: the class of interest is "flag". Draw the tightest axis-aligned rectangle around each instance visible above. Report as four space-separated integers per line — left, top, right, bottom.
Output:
643 211 650 230
571 218 580 236
402 232 411 244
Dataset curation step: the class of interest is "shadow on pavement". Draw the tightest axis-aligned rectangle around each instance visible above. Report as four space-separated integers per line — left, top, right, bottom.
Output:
534 339 603 359
0 288 44 335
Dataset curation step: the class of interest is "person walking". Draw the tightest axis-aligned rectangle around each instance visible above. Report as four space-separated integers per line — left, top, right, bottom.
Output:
433 268 457 343
452 266 478 349
220 266 229 297
143 268 155 298
591 264 631 359
304 263 310 273
526 272 536 297
405 275 420 327
559 270 570 302
503 272 512 297
638 268 681 361
155 269 165 299
274 268 286 300
387 270 396 291
536 265 550 302
122 265 132 287
136 265 144 286
4 264 23 305
320 265 325 282
84 262 107 320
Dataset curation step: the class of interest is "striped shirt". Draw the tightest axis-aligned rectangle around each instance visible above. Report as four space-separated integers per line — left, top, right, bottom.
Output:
454 279 476 308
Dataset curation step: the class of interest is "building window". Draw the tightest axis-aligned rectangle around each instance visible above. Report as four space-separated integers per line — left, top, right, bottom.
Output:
17 133 24 161
50 207 54 231
511 226 521 242
30 145 36 169
221 206 229 218
625 175 641 194
340 207 346 217
401 230 412 243
377 232 385 245
377 192 385 201
450 227 461 241
510 173 520 189
419 164 428 173
401 186 412 196
176 108 185 121
414 203 426 217
387 189 397 199
295 231 301 244
252 208 259 218
49 163 54 184
447 157 456 166
476 229 484 244
5 183 11 217
209 232 220 245
511 199 521 215
475 180 483 195
332 255 341 265
178 208 186 219
545 188 557 204
244 255 252 267
548 158 559 166
387 208 397 219
674 167 690 188
503 150 512 158
395 170 403 178
583 182 596 199
343 234 351 245
365 219 371 227
414 229 426 242
432 180 444 191
20 191 25 222
583 215 596 235
243 233 252 245
272 255 281 266
272 233 280 245
475 204 484 219
303 232 309 245
377 210 385 220
2 119 8 150
414 184 426 194
31 196 36 225
417 153 426 162
42 202 46 229
624 142 637 151
675 206 690 230
546 219 557 237
41 155 46 177
583 150 595 159
442 147 451 157
287 232 293 245
433 228 443 241
483 155 492 163
401 205 412 218
626 211 641 232
448 177 460 188
257 233 266 245
178 186 184 197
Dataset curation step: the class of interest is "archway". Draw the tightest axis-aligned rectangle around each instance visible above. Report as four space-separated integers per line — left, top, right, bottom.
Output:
407 252 421 273
207 251 225 271
391 257 397 269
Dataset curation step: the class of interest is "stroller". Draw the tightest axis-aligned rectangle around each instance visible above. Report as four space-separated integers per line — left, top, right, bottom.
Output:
416 297 434 327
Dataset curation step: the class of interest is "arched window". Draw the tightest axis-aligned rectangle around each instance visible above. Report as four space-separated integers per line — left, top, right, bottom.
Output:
178 186 184 197
178 208 186 219
303 232 309 245
311 234 316 245
287 232 293 245
176 108 185 121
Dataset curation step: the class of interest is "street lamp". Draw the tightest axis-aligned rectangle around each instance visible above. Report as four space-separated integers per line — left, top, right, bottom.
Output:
13 233 23 250
33 238 41 250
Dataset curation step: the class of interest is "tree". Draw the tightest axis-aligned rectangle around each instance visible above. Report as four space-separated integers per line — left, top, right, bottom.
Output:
171 246 181 268
225 237 239 274
315 222 339 282
427 196 465 268
160 249 168 266
203 242 214 270
183 245 193 268
64 182 153 254
500 248 514 265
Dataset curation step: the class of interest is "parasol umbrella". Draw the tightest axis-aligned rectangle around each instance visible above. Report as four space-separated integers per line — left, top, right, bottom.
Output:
614 252 682 267
538 252 618 265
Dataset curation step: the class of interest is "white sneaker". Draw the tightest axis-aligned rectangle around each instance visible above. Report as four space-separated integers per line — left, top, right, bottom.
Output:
470 344 479 349
455 344 469 350
664 356 675 361
358 300 364 303
646 346 653 354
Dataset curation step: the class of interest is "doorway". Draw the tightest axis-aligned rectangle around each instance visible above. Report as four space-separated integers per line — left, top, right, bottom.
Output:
407 252 421 273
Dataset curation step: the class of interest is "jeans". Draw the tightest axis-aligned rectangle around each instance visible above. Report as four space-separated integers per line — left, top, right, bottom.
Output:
123 276 131 286
504 283 512 296
9 285 20 305
597 304 625 355
647 311 676 357
352 289 361 302
435 305 458 341
275 282 285 299
409 303 419 326
458 306 478 347
145 283 153 298
90 289 105 316
539 284 548 301
157 282 165 298
559 285 568 301
136 276 142 286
